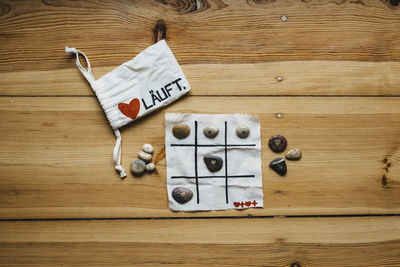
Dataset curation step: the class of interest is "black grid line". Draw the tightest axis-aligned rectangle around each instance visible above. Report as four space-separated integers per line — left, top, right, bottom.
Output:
170 120 256 205
224 121 228 203
194 121 199 204
171 175 255 179
171 144 256 147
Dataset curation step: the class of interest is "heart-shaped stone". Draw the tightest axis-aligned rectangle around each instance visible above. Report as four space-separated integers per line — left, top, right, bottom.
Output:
172 187 193 204
204 155 223 172
245 201 251 207
118 98 140 120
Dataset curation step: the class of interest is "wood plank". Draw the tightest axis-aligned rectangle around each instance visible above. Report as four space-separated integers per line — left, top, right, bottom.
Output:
1 61 400 96
0 96 399 219
0 0 399 74
0 217 399 266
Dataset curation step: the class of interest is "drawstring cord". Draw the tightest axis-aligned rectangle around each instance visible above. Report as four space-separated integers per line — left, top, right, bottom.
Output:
65 46 95 87
113 129 127 178
65 46 127 178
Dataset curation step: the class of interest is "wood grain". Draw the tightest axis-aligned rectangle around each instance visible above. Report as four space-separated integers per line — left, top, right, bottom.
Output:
1 60 400 96
1 0 399 264
0 0 399 73
0 217 399 266
1 96 399 219
1 0 398 96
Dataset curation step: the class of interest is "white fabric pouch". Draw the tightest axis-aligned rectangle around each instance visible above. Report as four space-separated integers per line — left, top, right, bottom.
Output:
65 40 190 178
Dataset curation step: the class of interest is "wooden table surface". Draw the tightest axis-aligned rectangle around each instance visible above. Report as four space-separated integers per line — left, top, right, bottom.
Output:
1 0 400 266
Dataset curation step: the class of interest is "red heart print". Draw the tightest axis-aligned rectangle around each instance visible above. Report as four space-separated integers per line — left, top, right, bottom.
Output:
234 202 240 208
118 98 140 120
245 201 251 207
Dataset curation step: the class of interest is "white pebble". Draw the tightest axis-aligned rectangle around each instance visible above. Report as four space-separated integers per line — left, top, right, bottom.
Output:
138 151 152 163
142 144 154 154
146 163 156 173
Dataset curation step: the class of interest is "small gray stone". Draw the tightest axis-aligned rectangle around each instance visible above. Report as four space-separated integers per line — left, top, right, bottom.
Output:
269 157 287 176
236 126 250 138
285 148 302 160
204 155 223 172
142 144 154 154
130 159 146 176
172 123 191 139
172 187 193 204
138 151 152 163
203 126 219 138
146 163 156 173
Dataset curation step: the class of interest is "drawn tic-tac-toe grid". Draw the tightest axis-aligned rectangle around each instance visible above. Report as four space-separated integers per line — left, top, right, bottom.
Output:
166 113 263 211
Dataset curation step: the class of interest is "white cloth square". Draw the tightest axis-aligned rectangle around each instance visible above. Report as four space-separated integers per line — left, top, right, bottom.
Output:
165 113 264 211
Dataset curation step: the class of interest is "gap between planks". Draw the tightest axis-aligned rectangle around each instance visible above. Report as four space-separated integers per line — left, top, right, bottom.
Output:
0 213 400 222
1 95 400 98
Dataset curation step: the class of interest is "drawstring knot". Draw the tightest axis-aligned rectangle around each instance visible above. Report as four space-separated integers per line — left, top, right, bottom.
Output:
115 164 127 178
113 129 127 178
65 46 77 54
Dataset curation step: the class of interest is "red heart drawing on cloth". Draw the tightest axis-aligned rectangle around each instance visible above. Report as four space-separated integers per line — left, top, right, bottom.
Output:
118 98 140 120
234 202 241 208
245 201 251 207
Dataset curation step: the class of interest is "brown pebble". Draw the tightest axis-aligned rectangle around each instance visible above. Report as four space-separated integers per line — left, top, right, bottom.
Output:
236 126 250 138
268 134 287 152
172 123 191 139
203 126 219 138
